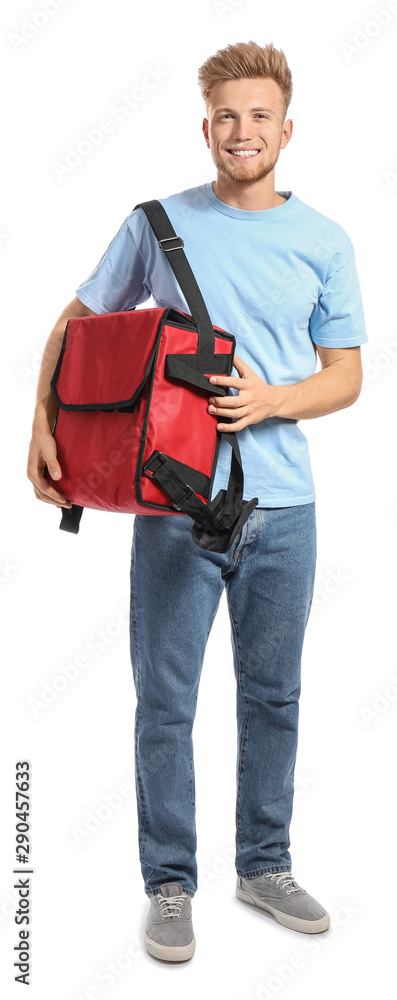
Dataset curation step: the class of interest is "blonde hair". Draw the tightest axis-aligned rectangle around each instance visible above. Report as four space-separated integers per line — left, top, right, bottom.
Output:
198 40 293 120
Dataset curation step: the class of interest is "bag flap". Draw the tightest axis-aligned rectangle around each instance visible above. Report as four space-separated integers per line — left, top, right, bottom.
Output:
51 308 164 409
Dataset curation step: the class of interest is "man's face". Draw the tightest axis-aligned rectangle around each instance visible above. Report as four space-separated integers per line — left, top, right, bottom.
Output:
202 77 292 185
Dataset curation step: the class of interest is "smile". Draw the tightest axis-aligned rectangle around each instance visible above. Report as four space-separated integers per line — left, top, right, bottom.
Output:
227 149 260 158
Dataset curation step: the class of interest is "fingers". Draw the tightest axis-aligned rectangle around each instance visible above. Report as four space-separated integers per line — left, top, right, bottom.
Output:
42 467 73 507
208 398 250 433
28 466 72 508
32 484 72 508
34 482 72 508
208 375 241 389
216 419 247 432
27 430 73 508
208 397 240 412
208 402 248 417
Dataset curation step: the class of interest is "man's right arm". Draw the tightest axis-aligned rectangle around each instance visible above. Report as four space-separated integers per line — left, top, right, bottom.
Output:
27 295 97 509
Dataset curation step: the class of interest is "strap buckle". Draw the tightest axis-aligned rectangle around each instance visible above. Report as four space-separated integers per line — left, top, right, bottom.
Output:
158 236 184 252
172 484 195 511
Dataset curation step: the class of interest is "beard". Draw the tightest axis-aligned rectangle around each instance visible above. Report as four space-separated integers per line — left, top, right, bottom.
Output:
210 144 281 184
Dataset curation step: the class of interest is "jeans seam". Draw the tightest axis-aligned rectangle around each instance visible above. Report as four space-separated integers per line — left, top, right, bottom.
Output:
189 689 199 808
227 598 248 850
130 532 149 849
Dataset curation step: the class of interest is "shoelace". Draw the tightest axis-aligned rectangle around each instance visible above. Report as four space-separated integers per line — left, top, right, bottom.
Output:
265 872 302 894
157 892 187 919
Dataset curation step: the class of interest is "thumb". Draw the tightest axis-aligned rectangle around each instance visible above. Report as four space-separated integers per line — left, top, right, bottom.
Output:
44 437 62 480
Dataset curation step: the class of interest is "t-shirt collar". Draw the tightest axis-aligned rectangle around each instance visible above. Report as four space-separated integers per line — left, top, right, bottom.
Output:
204 181 297 220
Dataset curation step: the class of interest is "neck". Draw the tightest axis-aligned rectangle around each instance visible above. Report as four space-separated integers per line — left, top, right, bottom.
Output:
212 174 286 211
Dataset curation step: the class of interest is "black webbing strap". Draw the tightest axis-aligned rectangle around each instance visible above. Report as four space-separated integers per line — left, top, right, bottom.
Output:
144 452 211 501
165 353 232 391
143 423 258 553
144 437 241 530
133 200 216 354
191 496 259 552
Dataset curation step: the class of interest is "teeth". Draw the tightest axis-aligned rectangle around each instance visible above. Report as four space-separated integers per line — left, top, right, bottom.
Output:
229 149 259 157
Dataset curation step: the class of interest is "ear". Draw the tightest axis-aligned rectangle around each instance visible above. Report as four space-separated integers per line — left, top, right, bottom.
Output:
281 119 293 150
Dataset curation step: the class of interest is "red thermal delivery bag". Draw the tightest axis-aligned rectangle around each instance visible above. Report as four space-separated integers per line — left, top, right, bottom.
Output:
45 200 258 552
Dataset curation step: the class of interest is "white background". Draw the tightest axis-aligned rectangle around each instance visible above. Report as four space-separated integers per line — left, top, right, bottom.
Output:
1 0 397 996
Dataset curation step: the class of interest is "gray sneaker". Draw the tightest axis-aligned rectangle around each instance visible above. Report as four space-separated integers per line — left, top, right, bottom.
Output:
236 871 330 933
144 882 196 961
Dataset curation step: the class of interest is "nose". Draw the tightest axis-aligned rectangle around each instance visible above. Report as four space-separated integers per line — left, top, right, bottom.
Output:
231 118 253 140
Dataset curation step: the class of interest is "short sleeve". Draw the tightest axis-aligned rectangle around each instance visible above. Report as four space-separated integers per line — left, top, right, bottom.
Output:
310 248 368 348
75 211 152 314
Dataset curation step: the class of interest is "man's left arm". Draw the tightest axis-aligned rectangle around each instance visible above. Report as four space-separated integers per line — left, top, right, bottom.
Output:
207 346 363 431
269 344 363 420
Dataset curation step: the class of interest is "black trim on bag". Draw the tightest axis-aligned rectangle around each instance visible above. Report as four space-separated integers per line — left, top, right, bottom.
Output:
50 319 69 395
134 310 174 510
164 308 234 342
50 320 158 412
163 308 196 331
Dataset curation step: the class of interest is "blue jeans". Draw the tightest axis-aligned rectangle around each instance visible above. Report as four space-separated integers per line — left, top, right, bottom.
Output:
129 503 316 898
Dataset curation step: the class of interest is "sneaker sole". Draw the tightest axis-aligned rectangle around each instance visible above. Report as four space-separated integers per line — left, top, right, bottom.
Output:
236 883 330 934
144 932 196 962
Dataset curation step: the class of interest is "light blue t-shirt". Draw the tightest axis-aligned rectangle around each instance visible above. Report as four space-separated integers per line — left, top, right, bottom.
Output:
75 182 368 507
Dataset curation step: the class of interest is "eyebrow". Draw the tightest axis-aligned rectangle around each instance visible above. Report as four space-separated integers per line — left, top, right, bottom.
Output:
214 106 276 115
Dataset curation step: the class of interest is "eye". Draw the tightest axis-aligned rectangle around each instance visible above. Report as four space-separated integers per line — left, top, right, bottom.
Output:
219 113 270 120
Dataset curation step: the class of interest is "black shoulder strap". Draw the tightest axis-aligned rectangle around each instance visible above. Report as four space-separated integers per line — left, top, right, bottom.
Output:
133 199 215 354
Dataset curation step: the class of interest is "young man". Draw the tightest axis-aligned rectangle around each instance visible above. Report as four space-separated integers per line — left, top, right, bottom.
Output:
27 40 367 963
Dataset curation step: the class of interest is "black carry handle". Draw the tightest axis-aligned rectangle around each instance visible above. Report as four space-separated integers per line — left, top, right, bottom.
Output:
164 352 232 390
59 503 84 533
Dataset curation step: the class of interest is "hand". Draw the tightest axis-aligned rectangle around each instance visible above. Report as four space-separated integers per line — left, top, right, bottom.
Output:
27 425 72 508
207 353 280 432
